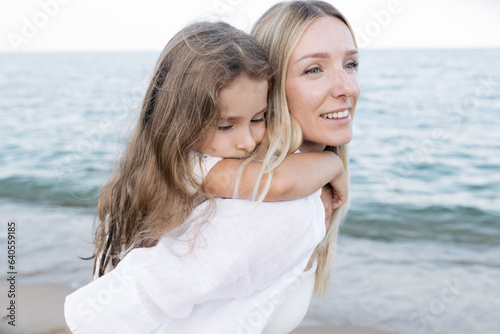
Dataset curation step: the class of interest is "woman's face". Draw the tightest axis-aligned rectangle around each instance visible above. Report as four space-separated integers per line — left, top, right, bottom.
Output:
286 16 360 152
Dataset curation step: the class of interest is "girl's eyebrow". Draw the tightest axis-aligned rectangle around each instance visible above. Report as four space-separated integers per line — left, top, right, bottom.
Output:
220 106 268 121
254 106 268 116
294 49 359 64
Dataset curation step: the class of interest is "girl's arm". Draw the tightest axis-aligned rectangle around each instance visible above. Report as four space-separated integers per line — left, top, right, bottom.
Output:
204 151 346 206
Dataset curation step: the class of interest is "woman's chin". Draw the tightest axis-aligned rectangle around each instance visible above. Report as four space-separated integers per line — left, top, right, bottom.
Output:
301 124 353 148
317 133 353 148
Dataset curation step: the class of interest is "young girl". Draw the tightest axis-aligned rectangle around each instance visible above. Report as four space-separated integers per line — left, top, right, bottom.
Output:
65 21 346 333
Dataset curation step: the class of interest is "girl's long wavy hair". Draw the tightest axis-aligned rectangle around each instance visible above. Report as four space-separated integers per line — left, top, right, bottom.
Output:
251 0 357 298
92 21 273 277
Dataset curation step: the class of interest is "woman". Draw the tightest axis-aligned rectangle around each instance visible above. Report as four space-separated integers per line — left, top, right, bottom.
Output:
65 1 359 333
252 1 360 331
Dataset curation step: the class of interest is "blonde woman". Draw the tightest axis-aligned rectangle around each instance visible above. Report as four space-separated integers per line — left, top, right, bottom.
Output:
250 1 361 332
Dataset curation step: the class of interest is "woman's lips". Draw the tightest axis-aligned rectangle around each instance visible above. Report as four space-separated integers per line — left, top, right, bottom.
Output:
319 108 351 125
320 109 349 119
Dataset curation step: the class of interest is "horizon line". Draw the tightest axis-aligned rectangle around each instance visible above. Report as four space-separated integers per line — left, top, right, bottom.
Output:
1 46 499 54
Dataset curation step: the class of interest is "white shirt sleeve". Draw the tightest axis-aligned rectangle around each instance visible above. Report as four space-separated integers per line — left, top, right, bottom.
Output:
191 152 223 184
187 152 223 195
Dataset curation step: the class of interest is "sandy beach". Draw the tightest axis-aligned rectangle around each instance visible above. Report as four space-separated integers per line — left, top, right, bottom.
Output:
0 285 395 334
0 285 73 334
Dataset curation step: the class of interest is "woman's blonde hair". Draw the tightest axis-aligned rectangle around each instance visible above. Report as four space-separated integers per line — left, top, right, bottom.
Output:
92 21 273 277
251 0 357 298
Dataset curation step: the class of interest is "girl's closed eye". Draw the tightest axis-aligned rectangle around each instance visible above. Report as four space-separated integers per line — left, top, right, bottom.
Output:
250 110 267 124
218 124 232 131
251 116 265 123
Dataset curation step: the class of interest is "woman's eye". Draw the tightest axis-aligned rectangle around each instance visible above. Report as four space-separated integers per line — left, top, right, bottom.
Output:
251 118 265 123
304 65 321 75
217 125 232 131
345 61 359 70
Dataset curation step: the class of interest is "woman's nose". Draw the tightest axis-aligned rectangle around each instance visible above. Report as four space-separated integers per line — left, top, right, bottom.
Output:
329 68 358 98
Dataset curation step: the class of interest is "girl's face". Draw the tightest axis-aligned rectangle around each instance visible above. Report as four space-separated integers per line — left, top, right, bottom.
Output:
285 16 360 152
199 75 268 159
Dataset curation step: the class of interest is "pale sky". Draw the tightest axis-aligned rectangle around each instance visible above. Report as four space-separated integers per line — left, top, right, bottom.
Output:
1 0 499 53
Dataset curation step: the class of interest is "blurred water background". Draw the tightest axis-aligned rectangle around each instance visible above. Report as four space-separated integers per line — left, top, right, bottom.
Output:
1 49 499 333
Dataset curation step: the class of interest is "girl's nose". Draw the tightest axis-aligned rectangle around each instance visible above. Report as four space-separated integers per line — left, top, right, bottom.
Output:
236 130 257 153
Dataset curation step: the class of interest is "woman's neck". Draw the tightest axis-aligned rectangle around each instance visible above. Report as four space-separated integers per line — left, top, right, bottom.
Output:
299 140 326 153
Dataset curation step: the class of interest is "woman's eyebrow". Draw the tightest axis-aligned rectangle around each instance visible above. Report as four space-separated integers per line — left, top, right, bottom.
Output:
294 49 358 64
294 52 330 64
346 49 359 56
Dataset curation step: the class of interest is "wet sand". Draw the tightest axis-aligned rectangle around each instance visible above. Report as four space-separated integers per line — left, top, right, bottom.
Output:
0 284 396 334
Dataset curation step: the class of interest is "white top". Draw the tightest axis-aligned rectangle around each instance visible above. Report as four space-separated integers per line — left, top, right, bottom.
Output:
65 153 325 334
262 264 316 334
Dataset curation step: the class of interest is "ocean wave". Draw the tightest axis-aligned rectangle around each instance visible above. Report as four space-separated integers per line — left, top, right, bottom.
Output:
344 204 500 245
0 175 99 207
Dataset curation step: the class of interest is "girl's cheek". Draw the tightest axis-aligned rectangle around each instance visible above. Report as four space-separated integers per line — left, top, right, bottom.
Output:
258 126 267 143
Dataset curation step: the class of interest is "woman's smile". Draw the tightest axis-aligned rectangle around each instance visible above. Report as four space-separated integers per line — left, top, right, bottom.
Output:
320 109 349 119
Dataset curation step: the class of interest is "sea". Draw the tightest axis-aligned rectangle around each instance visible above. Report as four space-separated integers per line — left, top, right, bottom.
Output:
1 49 499 334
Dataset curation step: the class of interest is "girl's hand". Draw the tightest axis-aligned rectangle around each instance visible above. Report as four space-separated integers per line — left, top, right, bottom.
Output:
329 168 347 210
